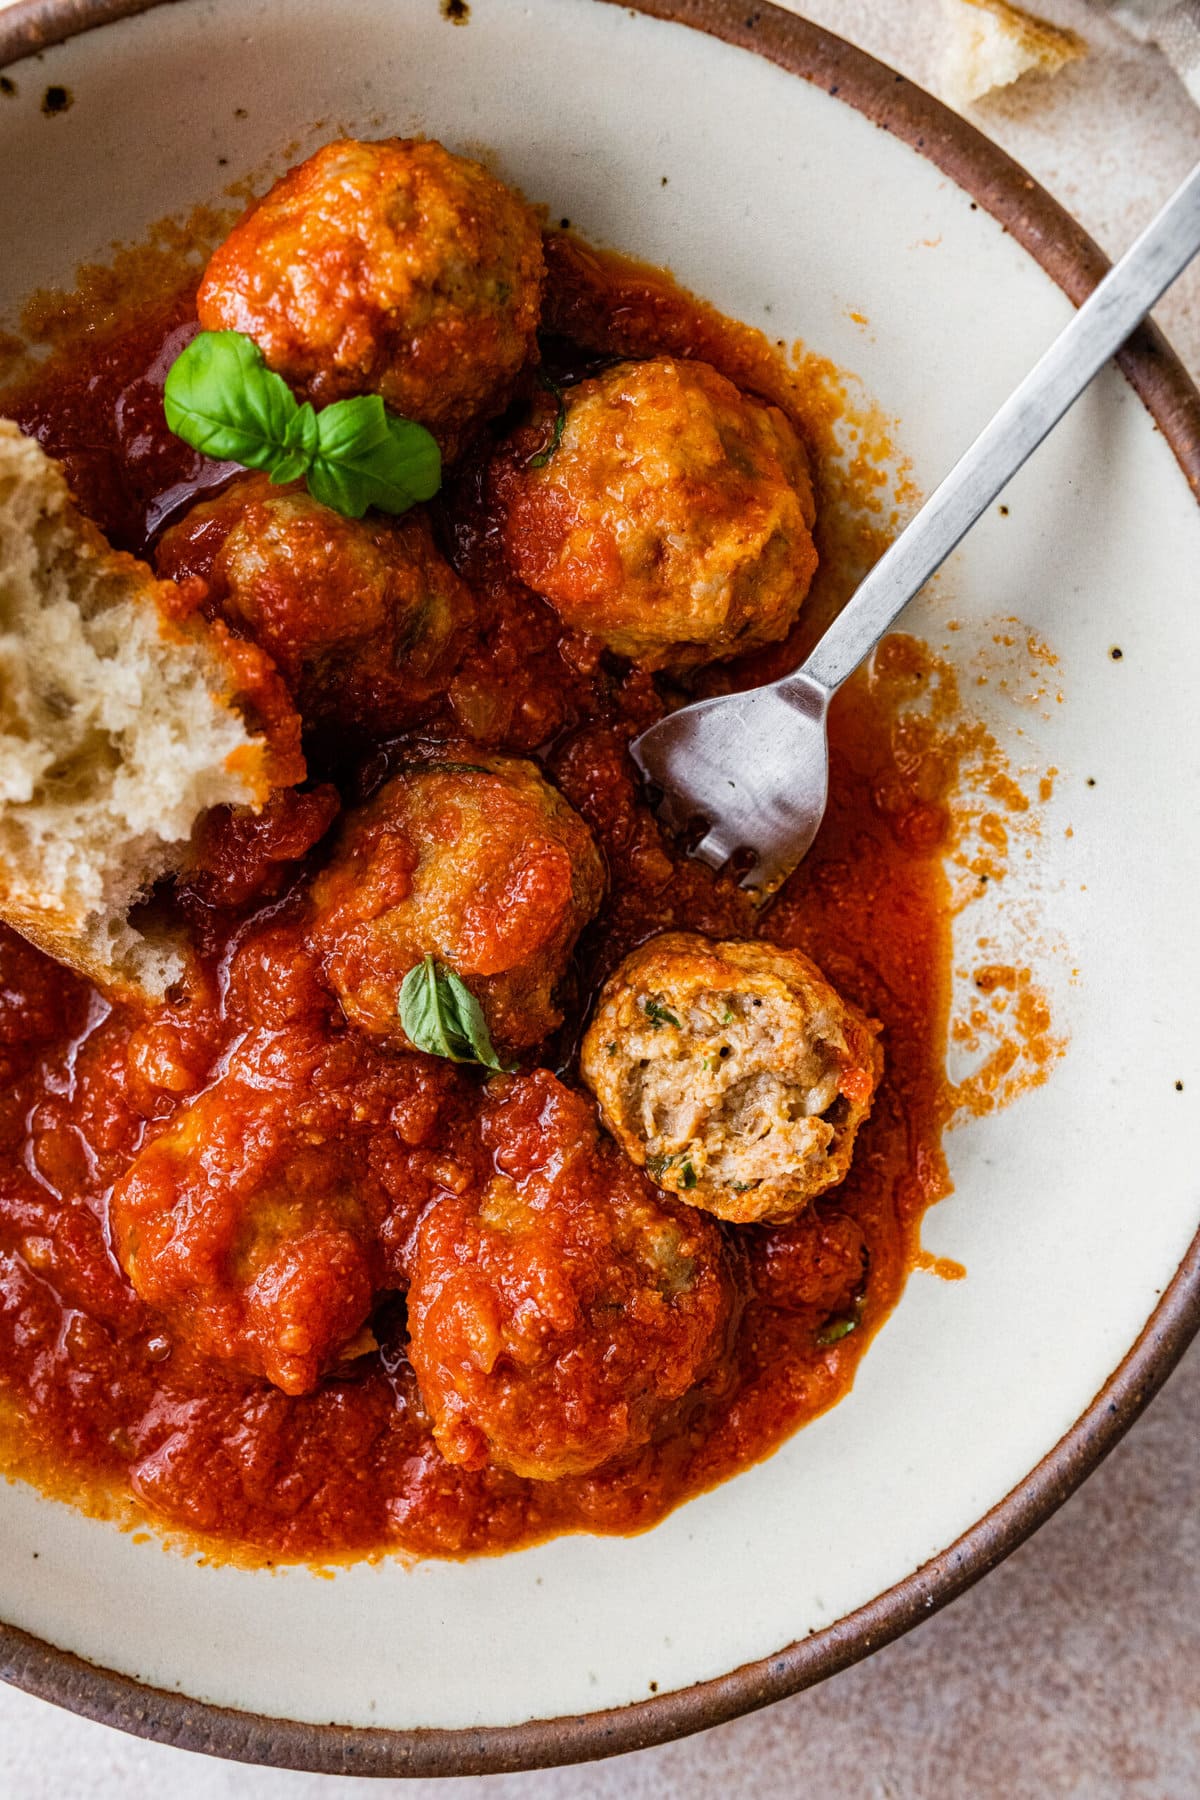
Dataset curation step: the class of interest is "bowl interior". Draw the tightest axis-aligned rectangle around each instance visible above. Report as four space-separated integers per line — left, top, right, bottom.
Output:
1 0 1198 1748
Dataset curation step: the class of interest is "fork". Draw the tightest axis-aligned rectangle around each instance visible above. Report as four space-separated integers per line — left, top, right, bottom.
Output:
631 161 1200 896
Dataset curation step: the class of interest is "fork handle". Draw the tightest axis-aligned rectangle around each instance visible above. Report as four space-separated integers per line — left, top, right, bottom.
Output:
795 160 1200 698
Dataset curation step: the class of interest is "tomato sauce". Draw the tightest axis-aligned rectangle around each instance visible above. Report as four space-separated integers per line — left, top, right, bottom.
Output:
0 233 955 1560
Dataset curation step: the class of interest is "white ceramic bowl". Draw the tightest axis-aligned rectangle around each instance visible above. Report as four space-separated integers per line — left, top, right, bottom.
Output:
1 0 1198 1775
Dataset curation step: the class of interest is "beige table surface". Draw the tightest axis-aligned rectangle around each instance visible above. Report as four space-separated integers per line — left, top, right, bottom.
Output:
0 1 1197 1794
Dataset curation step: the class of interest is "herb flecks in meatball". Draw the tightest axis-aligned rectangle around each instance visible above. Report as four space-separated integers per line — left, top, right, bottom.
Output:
406 1071 734 1480
491 356 818 669
581 932 882 1225
309 756 605 1056
156 475 472 736
197 138 545 455
108 1029 460 1394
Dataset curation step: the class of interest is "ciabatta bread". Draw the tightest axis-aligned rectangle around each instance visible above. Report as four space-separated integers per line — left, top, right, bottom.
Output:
0 420 301 998
941 0 1086 108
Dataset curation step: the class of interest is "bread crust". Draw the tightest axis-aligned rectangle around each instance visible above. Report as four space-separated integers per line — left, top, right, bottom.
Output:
941 0 1086 108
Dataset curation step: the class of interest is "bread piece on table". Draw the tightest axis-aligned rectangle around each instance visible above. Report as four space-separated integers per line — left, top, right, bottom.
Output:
0 419 303 1000
941 0 1086 108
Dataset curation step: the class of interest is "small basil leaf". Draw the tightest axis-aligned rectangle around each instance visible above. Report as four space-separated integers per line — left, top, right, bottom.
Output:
644 998 682 1029
309 395 441 519
816 1314 859 1347
164 330 305 474
527 368 567 469
398 956 457 1062
398 955 511 1072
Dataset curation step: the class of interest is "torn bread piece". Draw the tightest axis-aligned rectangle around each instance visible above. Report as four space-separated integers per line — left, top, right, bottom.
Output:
941 0 1086 108
0 419 303 999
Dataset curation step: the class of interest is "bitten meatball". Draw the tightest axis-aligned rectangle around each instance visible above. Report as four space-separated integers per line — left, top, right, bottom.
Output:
406 1071 734 1479
580 932 882 1226
109 1029 456 1394
156 476 471 734
490 357 818 669
309 756 605 1055
197 137 545 453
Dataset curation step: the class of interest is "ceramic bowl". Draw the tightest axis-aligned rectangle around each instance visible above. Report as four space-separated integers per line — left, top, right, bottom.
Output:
0 0 1198 1776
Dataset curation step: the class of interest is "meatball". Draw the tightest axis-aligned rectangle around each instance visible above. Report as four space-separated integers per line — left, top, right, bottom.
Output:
406 1071 734 1479
309 756 605 1055
156 476 471 734
197 137 545 453
490 357 818 669
580 932 882 1225
109 1029 457 1394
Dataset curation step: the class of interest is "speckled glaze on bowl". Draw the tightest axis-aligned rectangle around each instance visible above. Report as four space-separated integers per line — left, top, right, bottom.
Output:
0 0 1198 1776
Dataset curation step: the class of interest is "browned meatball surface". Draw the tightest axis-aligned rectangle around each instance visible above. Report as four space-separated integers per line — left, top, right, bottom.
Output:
156 475 471 734
309 756 605 1056
581 932 882 1225
406 1071 735 1480
197 138 545 454
490 356 818 669
109 1029 458 1395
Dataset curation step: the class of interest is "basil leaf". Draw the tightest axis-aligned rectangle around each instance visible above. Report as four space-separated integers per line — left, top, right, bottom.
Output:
164 330 314 476
398 955 511 1071
308 395 441 519
816 1314 859 1347
163 329 441 521
527 369 567 469
644 998 682 1029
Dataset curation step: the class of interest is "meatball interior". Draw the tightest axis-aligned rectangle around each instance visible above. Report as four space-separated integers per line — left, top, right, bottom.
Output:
406 1071 735 1480
491 356 818 670
157 476 472 736
309 755 605 1055
581 932 882 1225
197 137 545 454
109 1028 460 1394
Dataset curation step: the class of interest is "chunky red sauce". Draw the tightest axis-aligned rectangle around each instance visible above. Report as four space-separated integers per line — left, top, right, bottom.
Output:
0 234 954 1560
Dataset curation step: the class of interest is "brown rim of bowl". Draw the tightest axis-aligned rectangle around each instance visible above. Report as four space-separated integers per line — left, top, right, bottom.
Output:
1 0 1199 1777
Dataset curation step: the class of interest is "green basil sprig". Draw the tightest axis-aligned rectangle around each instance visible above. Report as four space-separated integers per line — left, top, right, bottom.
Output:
398 955 512 1071
163 330 441 520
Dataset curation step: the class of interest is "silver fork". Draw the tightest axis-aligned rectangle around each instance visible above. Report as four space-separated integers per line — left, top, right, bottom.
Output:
631 161 1200 896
